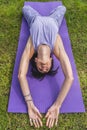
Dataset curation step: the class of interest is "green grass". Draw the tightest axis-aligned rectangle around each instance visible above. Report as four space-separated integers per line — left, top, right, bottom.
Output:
0 0 87 129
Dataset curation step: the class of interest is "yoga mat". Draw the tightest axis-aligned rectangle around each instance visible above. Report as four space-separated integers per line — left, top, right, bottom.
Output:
7 1 85 113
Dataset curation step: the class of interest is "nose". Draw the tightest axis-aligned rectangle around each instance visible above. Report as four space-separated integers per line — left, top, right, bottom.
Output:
42 64 47 68
42 64 48 68
42 66 49 72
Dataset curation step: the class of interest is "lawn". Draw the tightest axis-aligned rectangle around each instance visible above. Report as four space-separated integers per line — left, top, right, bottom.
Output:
0 0 87 129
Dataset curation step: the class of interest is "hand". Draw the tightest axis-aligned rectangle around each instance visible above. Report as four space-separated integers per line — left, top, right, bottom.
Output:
45 103 60 128
28 102 43 128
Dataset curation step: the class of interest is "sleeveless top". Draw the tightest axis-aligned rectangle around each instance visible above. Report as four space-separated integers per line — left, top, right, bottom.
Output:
30 16 58 52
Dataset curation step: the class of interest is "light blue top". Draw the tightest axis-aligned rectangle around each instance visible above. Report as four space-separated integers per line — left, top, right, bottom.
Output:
30 16 58 52
22 5 66 52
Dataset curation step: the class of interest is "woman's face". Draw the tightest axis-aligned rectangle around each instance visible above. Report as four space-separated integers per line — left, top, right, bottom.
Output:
35 57 52 73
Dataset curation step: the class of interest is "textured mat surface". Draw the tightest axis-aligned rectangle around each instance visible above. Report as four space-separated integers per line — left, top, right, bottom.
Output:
8 1 85 113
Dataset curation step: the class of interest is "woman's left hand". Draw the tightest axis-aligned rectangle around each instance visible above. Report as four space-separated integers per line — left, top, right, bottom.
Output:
45 103 60 128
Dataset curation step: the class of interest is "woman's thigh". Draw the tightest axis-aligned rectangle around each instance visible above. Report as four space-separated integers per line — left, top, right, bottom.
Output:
22 6 40 27
49 5 66 28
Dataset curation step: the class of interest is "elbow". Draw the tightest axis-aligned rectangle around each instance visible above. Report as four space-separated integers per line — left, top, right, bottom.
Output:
66 75 74 82
70 76 74 83
18 73 26 80
69 75 74 81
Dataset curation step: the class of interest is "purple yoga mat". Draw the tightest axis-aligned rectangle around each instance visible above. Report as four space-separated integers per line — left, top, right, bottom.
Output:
7 1 85 113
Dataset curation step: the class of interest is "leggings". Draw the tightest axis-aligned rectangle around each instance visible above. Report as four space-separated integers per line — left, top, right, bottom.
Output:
22 5 66 28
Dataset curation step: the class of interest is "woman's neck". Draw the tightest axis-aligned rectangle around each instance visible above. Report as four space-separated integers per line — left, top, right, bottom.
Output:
37 44 51 59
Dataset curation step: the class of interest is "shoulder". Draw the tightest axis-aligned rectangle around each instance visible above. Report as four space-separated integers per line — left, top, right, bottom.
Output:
25 35 35 60
53 34 60 60
53 34 68 62
29 36 35 59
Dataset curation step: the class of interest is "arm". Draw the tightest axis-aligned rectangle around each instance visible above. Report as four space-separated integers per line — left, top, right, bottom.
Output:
53 34 74 108
18 36 43 127
18 36 34 107
45 34 74 128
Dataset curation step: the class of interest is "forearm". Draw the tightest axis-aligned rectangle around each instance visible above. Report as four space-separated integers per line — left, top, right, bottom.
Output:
54 77 74 108
18 76 34 107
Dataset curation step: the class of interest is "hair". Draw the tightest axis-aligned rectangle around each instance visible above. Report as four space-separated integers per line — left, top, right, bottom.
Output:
30 52 59 81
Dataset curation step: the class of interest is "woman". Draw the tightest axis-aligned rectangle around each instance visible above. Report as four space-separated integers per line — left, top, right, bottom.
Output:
18 5 74 128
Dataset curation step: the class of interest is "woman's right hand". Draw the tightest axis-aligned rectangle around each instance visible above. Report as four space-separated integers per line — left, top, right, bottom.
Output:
27 102 43 128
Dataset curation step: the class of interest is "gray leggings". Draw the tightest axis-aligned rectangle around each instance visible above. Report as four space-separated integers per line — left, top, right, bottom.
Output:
22 5 66 28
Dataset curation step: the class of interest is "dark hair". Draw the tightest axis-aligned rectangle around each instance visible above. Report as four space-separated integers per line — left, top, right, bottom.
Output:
30 52 59 80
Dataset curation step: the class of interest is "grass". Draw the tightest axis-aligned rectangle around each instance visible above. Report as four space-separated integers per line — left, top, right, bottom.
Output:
0 0 87 129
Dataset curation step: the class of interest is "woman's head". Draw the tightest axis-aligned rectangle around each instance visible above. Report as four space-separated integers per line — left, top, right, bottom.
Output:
30 51 59 80
35 57 52 73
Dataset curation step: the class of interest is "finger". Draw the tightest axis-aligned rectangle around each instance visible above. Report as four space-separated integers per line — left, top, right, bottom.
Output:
55 117 58 126
36 111 42 118
50 119 55 128
48 118 53 128
46 117 50 126
35 108 42 118
33 119 38 128
38 117 43 127
35 119 40 128
45 111 50 118
29 119 33 126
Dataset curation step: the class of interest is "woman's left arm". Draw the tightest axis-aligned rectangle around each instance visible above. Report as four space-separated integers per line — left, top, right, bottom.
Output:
45 34 74 128
53 34 74 108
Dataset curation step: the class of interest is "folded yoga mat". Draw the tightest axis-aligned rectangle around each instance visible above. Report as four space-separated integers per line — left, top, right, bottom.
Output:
7 1 85 113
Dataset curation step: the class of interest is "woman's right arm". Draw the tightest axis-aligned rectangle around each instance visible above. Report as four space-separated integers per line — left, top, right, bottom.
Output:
18 36 43 128
18 36 34 107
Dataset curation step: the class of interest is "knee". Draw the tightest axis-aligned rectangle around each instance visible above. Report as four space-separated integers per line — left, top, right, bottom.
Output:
22 6 31 15
58 5 66 13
